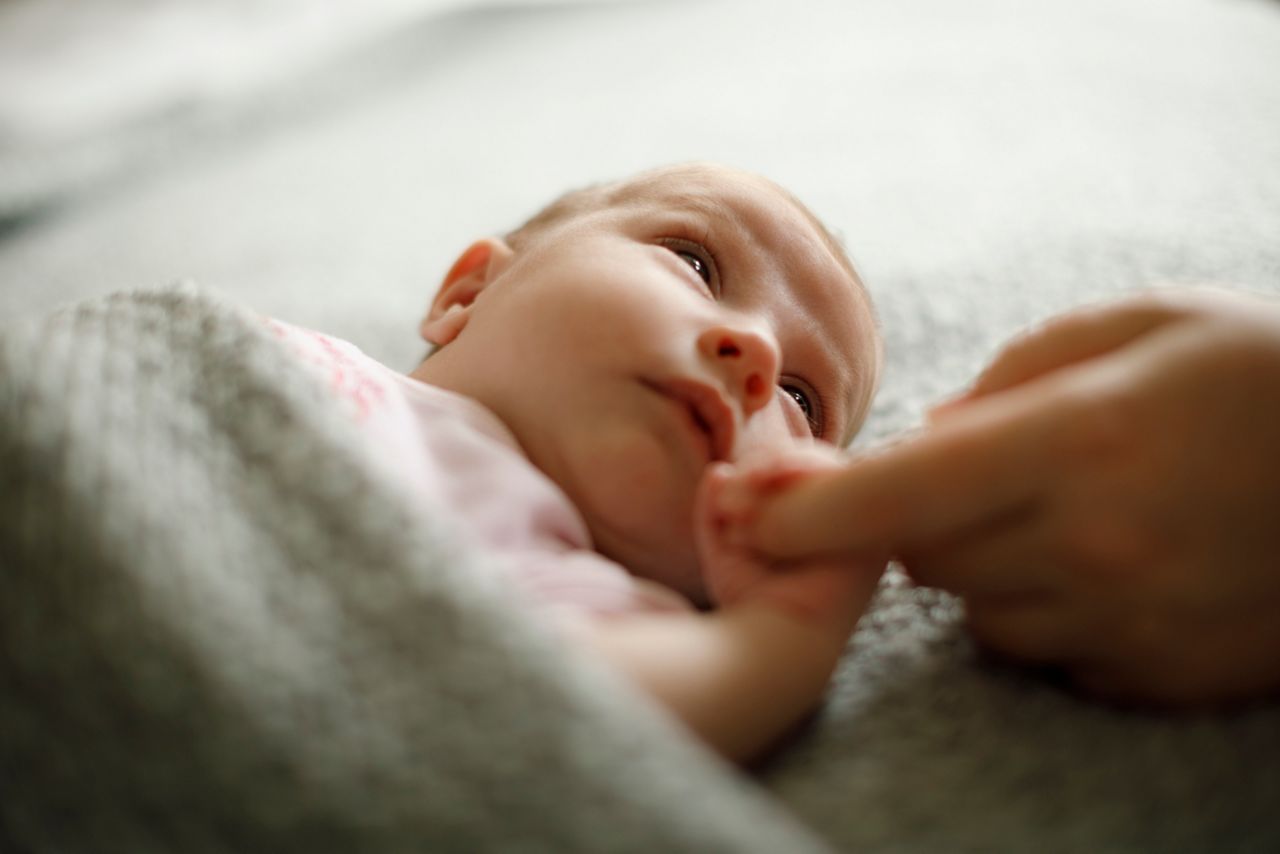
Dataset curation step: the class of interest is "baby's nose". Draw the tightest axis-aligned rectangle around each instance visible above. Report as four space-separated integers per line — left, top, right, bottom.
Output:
698 323 780 418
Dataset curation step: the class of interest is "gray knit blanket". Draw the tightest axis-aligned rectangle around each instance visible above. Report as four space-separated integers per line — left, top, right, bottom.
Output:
0 285 829 853
4 284 1279 853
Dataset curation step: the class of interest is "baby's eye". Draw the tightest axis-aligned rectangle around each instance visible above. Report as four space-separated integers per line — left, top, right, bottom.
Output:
781 382 823 438
675 250 711 285
659 237 718 291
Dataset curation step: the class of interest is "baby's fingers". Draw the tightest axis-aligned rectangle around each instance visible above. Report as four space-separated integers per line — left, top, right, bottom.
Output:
712 443 848 529
778 556 886 629
698 463 886 624
695 463 771 607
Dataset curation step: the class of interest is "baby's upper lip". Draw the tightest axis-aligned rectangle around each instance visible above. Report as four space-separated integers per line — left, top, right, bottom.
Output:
644 377 737 463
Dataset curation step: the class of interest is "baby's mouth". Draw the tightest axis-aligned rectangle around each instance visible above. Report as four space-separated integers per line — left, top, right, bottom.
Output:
642 377 736 464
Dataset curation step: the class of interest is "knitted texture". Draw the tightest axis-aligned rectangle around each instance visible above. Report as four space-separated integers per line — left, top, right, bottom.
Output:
0 285 828 854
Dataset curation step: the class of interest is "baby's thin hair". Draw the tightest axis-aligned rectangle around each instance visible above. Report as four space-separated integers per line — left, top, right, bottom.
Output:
506 177 871 318
428 171 882 424
505 183 609 249
417 185 609 364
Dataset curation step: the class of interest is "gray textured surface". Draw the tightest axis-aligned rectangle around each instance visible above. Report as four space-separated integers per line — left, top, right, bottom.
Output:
0 286 827 853
2 0 1279 850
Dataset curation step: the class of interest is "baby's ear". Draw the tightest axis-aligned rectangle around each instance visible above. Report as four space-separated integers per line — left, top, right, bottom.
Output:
420 237 514 346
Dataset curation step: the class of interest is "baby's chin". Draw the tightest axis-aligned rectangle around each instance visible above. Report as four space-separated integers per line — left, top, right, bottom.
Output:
546 437 712 605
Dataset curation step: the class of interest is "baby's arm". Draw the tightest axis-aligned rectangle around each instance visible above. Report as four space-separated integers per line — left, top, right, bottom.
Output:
582 455 886 764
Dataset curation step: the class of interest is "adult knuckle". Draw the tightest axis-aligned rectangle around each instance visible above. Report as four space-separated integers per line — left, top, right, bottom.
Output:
1052 382 1142 468
994 326 1040 364
979 324 1048 384
1120 288 1198 323
1056 513 1161 584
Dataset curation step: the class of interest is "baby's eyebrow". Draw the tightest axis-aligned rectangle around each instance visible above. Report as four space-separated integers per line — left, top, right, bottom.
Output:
670 194 738 231
815 338 858 446
615 180 742 237
794 269 875 447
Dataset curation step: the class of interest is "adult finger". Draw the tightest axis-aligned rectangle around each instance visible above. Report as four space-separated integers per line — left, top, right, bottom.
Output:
900 509 1063 598
965 594 1092 665
746 375 1088 558
939 293 1191 412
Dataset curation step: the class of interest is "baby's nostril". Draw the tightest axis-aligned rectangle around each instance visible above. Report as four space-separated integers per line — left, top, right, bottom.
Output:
745 374 764 397
718 338 741 358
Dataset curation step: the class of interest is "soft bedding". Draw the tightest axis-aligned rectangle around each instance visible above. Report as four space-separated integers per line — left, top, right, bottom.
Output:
3 289 1278 853
3 0 1280 851
0 285 826 853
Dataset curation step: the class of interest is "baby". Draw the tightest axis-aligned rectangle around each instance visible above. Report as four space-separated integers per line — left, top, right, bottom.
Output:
270 162 884 764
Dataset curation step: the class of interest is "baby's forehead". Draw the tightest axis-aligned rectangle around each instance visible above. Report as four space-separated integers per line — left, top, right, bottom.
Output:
518 166 834 266
607 167 794 229
607 168 862 286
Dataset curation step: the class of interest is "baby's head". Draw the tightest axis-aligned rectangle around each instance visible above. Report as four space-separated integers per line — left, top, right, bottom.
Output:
412 163 880 606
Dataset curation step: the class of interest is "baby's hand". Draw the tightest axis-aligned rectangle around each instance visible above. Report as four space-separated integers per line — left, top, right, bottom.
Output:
695 446 887 633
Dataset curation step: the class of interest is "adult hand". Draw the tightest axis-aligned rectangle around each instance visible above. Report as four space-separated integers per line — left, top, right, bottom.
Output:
719 288 1280 707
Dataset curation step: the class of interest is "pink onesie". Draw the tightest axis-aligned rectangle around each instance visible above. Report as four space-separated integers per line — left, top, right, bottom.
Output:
266 320 693 622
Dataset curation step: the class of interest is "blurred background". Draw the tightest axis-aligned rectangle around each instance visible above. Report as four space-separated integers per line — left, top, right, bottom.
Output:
3 0 1276 446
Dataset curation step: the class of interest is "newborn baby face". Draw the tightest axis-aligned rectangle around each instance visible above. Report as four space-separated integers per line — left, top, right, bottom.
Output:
419 163 879 605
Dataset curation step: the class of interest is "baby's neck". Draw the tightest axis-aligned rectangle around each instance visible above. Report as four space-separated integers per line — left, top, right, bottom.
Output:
407 360 528 459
